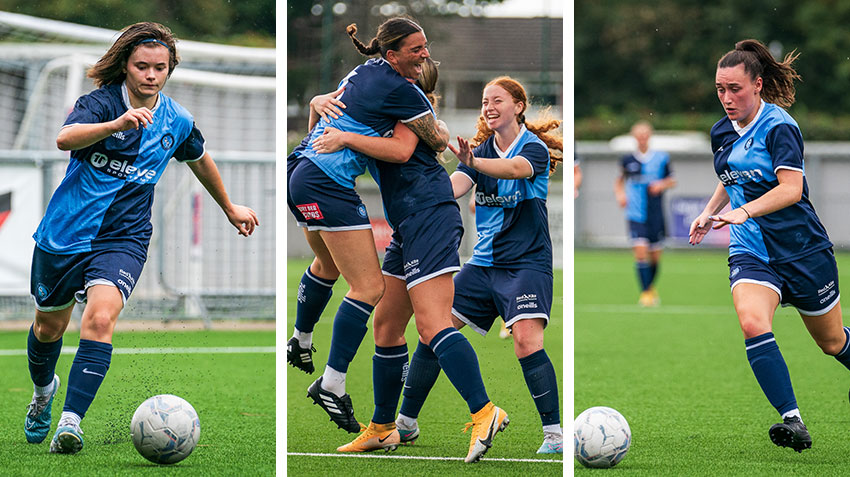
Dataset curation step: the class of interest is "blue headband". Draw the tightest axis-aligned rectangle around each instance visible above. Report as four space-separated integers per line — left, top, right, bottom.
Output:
135 38 171 51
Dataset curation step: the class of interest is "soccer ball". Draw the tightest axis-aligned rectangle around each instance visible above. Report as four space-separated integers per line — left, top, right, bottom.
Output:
130 394 201 464
574 406 631 468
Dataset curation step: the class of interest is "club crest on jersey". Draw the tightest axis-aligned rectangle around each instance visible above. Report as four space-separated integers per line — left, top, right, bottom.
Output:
357 204 367 218
36 283 50 299
160 133 174 150
744 137 754 150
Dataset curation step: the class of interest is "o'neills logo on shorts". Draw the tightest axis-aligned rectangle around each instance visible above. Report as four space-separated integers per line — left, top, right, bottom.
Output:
297 203 324 220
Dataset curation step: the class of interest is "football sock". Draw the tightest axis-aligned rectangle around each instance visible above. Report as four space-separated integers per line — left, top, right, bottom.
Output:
636 261 652 291
27 325 62 391
429 328 489 414
58 411 81 428
294 267 336 339
745 332 798 416
293 329 312 350
543 423 562 435
326 297 373 374
399 340 441 419
832 326 850 371
519 349 560 427
649 262 659 286
781 408 802 422
64 339 112 419
321 366 347 397
396 414 417 430
371 344 409 424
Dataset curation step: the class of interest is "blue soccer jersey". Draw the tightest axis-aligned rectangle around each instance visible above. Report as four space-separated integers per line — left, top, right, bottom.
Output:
291 58 432 189
34 83 205 257
711 100 832 263
621 150 671 225
456 126 552 273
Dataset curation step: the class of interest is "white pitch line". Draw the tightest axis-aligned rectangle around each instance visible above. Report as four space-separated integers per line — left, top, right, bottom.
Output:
0 346 274 356
287 452 563 463
575 304 733 315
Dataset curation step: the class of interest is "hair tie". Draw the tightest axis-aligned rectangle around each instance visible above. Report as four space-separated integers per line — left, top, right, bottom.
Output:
135 38 171 51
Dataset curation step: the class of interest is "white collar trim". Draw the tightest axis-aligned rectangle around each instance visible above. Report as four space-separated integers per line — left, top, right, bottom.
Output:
495 124 527 158
121 82 160 112
732 99 765 136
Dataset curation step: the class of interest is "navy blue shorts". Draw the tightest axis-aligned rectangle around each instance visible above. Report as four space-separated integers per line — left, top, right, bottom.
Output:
382 203 463 289
31 245 146 311
451 264 553 336
628 220 665 247
728 248 840 316
287 154 371 231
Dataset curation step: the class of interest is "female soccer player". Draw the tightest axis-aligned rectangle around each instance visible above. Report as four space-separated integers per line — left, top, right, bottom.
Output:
613 121 676 306
311 58 511 463
690 39 850 452
392 76 564 455
285 18 449 434
24 22 258 455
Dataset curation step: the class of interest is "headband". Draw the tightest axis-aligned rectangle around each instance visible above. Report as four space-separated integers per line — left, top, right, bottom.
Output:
135 38 171 51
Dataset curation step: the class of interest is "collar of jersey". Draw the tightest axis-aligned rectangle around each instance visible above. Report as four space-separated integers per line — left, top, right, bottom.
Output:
495 124 528 158
633 149 653 163
121 82 161 113
732 99 765 137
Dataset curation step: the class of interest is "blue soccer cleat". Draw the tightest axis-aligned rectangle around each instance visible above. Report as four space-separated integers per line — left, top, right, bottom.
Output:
49 422 84 454
25 374 60 444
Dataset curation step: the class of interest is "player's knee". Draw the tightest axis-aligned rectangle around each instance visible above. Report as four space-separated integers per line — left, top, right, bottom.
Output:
310 259 339 280
82 309 117 339
737 312 770 339
33 319 64 342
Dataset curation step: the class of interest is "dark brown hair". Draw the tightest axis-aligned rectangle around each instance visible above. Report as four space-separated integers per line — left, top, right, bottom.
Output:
346 17 423 58
415 57 440 108
717 39 801 108
471 76 563 173
88 22 179 88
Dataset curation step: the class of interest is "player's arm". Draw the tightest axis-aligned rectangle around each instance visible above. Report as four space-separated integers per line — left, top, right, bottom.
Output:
709 169 802 228
448 136 532 179
307 86 346 132
186 152 259 237
404 114 449 152
613 175 627 208
56 107 154 150
312 121 417 163
689 181 729 245
450 171 474 199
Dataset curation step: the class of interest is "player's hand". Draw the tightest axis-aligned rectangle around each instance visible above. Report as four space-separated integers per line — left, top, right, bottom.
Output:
708 207 749 229
688 213 715 245
226 204 259 237
310 86 346 124
448 136 475 168
113 107 154 131
311 127 346 154
615 193 627 208
648 181 665 196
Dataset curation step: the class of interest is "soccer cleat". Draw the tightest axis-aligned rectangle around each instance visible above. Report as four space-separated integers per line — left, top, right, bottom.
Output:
638 290 659 307
287 337 316 374
337 421 400 452
396 419 420 445
462 402 509 463
498 321 511 339
49 423 84 454
25 374 60 444
307 377 361 433
536 430 564 454
769 416 812 453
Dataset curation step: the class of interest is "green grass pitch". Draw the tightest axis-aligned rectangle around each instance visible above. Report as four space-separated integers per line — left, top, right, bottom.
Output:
286 258 564 475
0 329 274 476
575 248 850 476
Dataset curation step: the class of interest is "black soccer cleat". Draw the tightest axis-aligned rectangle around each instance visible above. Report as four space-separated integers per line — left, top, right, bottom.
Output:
287 337 316 374
769 416 812 453
307 377 361 433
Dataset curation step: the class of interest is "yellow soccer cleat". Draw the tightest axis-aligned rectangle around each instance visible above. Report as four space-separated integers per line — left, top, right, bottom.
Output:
463 402 509 463
336 421 400 453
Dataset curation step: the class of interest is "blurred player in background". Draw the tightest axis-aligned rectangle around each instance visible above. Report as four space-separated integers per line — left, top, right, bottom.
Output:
614 121 675 306
312 56 511 463
690 39 850 453
286 17 450 435
392 76 564 455
24 22 258 455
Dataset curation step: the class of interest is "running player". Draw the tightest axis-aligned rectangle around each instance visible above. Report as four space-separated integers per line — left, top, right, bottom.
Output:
24 22 258 454
286 18 449 434
312 58 511 463
614 121 675 306
393 77 564 455
690 39 850 452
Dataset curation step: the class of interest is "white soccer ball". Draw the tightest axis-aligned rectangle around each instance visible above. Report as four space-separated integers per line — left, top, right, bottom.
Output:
574 406 631 468
130 394 201 464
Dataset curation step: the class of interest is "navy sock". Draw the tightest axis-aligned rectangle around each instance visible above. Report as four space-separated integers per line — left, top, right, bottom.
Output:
371 344 409 424
649 263 659 287
429 328 489 414
27 325 63 387
745 332 797 416
64 339 112 419
295 267 336 334
636 261 652 291
399 340 441 419
833 326 850 371
326 297 373 373
519 349 560 426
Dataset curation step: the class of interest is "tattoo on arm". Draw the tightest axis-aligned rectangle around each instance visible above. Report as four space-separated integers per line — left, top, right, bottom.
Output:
405 115 448 152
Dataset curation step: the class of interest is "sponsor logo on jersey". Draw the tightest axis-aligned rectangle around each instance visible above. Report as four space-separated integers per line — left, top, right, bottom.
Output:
90 152 157 182
90 152 108 168
475 189 523 208
296 203 324 220
161 133 174 150
718 167 764 186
